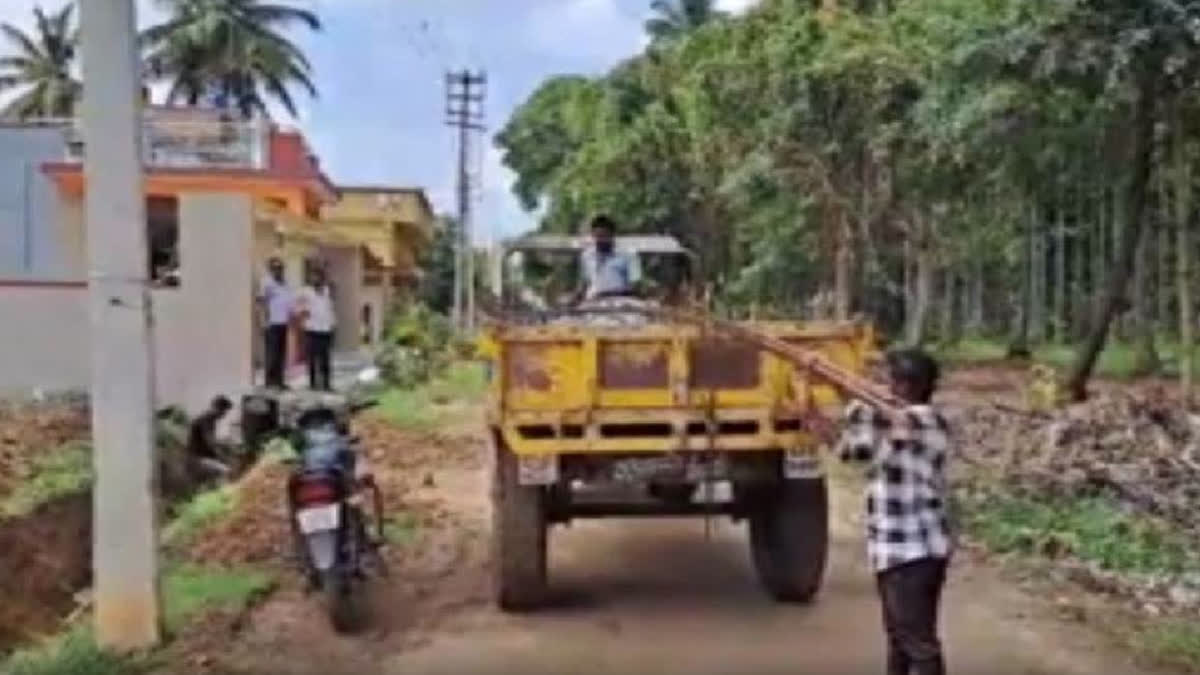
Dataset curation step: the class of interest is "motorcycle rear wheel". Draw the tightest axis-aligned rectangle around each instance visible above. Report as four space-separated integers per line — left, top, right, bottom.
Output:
323 568 363 634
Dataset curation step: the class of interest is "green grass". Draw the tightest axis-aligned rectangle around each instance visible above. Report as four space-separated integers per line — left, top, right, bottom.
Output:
964 492 1196 575
375 361 487 430
936 338 1010 364
2 626 142 675
1 442 92 518
1132 620 1200 672
935 337 1184 379
1 566 275 674
162 564 275 633
963 490 1200 669
381 511 419 547
161 485 237 548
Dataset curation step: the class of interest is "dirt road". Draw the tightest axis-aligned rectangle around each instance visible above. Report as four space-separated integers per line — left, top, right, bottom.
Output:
185 417 1176 675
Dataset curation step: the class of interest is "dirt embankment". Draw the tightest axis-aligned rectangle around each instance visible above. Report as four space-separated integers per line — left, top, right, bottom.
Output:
0 401 89 501
0 399 223 655
0 493 91 651
0 401 91 651
160 414 492 674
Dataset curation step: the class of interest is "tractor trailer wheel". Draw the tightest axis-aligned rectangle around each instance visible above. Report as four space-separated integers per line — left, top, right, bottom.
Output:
491 435 548 612
748 477 829 603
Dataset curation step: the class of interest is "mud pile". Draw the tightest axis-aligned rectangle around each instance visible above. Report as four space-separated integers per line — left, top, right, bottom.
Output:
950 389 1200 533
946 379 1200 618
0 493 91 651
0 399 89 502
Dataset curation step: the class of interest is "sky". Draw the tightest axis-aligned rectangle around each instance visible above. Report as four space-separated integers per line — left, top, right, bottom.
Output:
0 0 759 244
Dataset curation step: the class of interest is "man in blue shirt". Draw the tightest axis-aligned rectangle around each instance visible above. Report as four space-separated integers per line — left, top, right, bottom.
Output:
575 215 642 304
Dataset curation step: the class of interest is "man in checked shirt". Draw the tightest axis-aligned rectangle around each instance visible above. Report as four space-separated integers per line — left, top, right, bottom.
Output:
815 348 954 675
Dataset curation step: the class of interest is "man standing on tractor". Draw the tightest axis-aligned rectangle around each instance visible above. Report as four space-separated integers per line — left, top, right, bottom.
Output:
575 214 643 304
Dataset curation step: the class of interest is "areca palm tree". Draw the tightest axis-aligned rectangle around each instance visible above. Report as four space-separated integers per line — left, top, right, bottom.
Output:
142 0 320 118
644 0 723 42
0 5 81 120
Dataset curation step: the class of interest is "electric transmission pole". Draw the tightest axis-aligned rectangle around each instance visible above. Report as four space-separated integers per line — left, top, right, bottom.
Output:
445 70 486 333
80 0 160 649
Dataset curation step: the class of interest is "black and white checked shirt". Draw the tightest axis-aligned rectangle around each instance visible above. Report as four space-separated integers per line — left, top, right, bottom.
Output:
837 400 955 573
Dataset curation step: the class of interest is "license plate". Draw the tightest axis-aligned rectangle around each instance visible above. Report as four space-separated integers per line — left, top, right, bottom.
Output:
692 481 733 504
784 450 823 479
296 504 340 534
518 455 558 486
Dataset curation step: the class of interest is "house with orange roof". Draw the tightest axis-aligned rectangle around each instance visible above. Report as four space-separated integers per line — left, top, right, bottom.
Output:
0 106 434 410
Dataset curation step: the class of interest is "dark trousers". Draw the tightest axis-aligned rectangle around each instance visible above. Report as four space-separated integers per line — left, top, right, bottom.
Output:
876 557 948 675
306 330 333 391
264 324 288 387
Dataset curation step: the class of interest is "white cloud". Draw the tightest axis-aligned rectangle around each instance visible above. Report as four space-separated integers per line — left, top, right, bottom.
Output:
480 142 535 241
525 0 644 68
716 0 761 15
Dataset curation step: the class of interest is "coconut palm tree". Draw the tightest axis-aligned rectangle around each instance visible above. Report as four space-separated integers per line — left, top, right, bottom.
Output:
142 0 320 118
644 0 723 42
0 4 81 120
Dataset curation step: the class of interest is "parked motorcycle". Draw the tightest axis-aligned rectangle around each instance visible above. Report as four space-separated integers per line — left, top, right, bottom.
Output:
279 380 386 633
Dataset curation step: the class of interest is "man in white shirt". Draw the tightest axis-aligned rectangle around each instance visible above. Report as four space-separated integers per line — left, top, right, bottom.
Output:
257 257 293 389
575 215 643 304
297 266 336 391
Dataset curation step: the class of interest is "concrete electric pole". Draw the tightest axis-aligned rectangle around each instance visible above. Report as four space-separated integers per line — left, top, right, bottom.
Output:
445 70 486 333
79 0 161 650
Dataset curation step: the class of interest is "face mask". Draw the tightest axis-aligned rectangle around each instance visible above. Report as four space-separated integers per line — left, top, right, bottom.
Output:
596 240 614 255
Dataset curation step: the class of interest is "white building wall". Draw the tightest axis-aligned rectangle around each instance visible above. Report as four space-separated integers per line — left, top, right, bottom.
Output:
0 284 90 392
0 192 255 413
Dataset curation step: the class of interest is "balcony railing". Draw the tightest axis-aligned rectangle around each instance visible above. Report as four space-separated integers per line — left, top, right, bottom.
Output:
65 115 269 170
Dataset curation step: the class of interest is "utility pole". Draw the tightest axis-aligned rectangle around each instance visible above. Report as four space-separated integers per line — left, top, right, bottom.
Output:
79 0 160 650
445 70 486 333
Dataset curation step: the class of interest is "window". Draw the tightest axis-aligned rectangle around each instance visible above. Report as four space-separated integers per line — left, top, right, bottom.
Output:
147 196 180 288
363 252 384 287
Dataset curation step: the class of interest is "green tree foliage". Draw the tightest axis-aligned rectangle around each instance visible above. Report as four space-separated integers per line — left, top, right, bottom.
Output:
419 216 458 314
645 0 725 43
142 0 320 118
0 5 80 119
497 0 1200 398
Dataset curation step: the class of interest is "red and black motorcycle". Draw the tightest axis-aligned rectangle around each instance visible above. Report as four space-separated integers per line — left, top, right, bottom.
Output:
283 397 387 633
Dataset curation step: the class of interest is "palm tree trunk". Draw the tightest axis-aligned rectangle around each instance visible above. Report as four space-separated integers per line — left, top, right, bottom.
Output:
969 255 984 335
1055 198 1068 342
903 237 914 325
1173 118 1195 401
906 211 933 345
1157 176 1172 337
1067 73 1157 400
939 268 956 344
1009 201 1034 358
834 214 852 320
1132 218 1160 375
1093 184 1108 325
1073 180 1089 339
1112 182 1130 340
1030 203 1045 344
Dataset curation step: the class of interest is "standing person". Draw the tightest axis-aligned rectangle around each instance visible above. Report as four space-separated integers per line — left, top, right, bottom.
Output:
297 266 336 391
573 214 643 304
258 257 293 389
811 348 954 675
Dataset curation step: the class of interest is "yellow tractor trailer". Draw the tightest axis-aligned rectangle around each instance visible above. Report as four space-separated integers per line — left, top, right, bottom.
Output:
478 234 880 611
